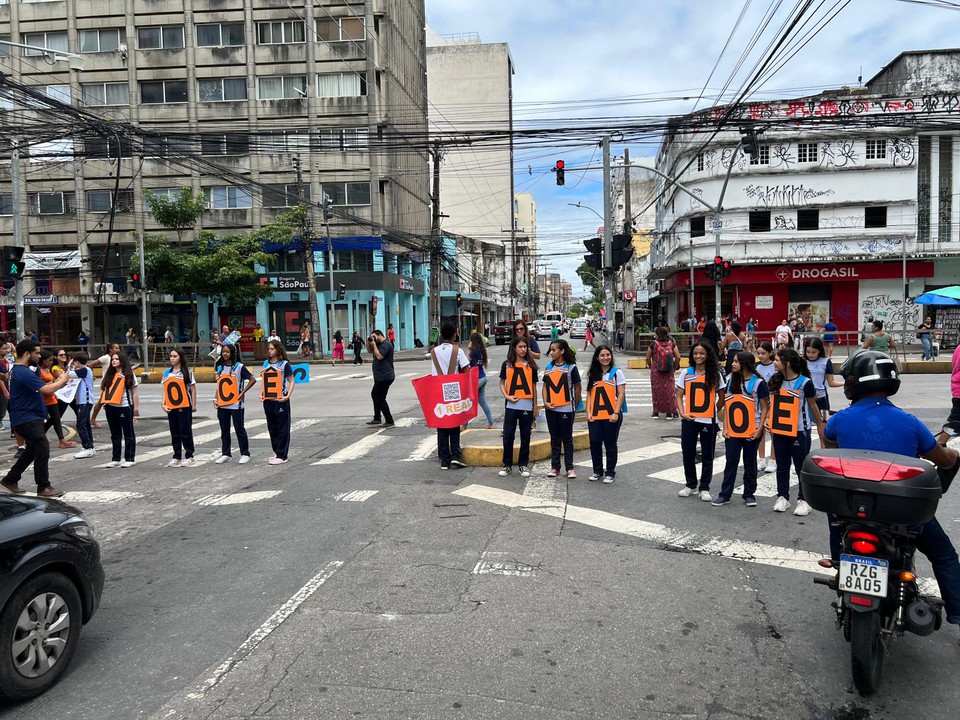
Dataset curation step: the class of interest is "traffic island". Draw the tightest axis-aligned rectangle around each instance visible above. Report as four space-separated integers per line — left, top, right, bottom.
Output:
460 427 591 467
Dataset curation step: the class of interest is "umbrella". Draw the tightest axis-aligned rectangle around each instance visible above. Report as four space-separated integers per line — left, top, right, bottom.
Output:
915 285 960 305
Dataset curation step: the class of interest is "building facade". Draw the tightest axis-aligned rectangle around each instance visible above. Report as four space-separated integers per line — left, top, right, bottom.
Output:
0 0 431 350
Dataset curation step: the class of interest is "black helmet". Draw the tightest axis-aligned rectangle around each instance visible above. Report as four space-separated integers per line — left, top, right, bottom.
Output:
838 350 900 401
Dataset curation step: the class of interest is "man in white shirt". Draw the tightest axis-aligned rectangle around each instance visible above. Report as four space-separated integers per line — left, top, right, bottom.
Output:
431 322 470 469
775 320 792 347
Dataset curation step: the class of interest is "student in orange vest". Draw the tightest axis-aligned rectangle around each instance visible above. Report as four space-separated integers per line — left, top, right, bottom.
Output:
162 348 197 467
214 343 256 465
754 341 777 473
767 346 826 516
675 340 725 501
542 339 581 479
585 344 626 484
498 336 539 478
713 352 769 508
261 340 295 465
100 352 140 468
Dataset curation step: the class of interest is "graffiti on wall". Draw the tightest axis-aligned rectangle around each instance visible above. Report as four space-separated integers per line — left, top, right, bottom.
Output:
695 95 960 124
861 293 919 332
744 183 836 207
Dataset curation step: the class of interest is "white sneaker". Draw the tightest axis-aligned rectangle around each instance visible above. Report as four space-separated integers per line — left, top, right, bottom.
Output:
105 460 121 468
73 448 95 459
215 455 231 465
793 500 812 517
179 458 195 468
678 486 697 497
763 460 776 474
166 459 181 468
238 455 251 465
773 496 790 513
120 460 136 468
519 466 531 478
699 490 712 502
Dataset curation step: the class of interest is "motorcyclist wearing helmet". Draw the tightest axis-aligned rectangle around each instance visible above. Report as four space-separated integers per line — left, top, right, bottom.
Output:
822 349 960 633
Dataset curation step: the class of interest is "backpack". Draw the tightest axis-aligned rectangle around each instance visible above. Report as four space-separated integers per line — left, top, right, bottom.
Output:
653 340 675 372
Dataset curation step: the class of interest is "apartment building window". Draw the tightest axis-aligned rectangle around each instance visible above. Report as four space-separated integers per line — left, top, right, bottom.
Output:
797 142 818 163
200 133 249 156
31 192 75 215
141 80 188 104
196 23 245 47
24 84 71 108
259 130 310 152
316 127 369 151
749 145 770 165
316 73 366 98
138 26 185 50
85 136 133 159
0 194 13 216
257 75 307 100
29 139 74 161
865 139 886 160
144 188 184 208
0 36 9 58
204 186 252 209
256 21 306 45
749 210 771 232
263 184 311 207
143 134 192 158
864 206 887 228
273 252 304 273
316 16 365 42
0 89 11 111
22 31 68 55
81 82 129 107
797 208 819 231
333 251 374 272
690 216 705 238
198 78 247 102
80 28 124 53
696 152 704 172
321 182 371 206
86 190 134 213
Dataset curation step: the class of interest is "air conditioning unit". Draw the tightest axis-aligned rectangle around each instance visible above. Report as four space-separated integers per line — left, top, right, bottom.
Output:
203 202 213 210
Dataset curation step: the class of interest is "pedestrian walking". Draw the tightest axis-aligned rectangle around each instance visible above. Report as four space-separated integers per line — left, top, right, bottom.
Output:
431 322 470 469
99 352 140 468
0 342 12 432
646 326 681 419
767 347 825 516
543 339 581 478
351 331 364 365
53 348 79 429
38 351 75 449
701 319 722 355
917 316 934 361
804 337 843 420
466 332 495 429
745 318 757 351
162 347 197 468
755 341 777 474
713 352 769 508
214 343 255 465
69 352 96 459
585 344 626 484
719 321 746 376
676 340 725 501
583 323 595 352
387 323 396 344
333 329 345 365
366 329 395 428
0 340 71 497
299 321 313 360
261 340 294 465
820 317 838 357
498 336 539 478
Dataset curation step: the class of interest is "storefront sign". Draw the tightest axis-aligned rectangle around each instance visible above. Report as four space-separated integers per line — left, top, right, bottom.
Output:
663 261 934 292
399 278 414 292
24 295 58 305
776 266 863 281
755 295 774 309
260 276 310 290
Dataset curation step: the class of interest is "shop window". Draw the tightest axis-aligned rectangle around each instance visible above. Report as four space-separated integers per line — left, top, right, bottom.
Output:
749 210 771 232
689 216 705 238
797 209 819 231
864 206 887 229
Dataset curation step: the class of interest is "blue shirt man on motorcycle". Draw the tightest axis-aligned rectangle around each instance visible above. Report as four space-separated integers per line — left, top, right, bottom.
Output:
823 350 960 630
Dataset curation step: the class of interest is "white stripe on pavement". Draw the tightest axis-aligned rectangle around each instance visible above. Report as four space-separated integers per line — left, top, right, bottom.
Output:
312 433 390 465
195 491 282 506
403 435 437 462
647 464 779 497
399 371 419 378
577 441 679 468
333 490 378 502
51 419 224 463
249 418 320 440
63 490 144 503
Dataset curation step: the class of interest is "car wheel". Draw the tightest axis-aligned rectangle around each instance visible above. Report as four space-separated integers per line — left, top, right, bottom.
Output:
0 572 83 702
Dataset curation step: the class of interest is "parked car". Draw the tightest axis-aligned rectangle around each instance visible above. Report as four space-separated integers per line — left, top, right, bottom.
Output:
0 495 104 703
493 321 515 345
533 321 553 340
569 319 589 339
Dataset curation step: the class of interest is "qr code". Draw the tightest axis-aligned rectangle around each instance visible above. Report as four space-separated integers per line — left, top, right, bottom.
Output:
442 382 462 402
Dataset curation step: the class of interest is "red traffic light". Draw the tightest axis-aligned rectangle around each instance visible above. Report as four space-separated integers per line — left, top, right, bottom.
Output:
722 260 731 269
131 272 140 281
683 278 691 287
713 256 723 265
555 160 565 170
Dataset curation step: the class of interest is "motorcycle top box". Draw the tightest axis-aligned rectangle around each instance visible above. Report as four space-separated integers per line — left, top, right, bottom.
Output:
800 449 941 525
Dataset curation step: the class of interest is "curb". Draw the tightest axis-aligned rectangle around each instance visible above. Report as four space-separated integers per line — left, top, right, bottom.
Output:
460 427 591 467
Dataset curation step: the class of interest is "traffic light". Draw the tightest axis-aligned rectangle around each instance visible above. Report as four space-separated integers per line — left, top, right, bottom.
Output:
2 246 25 280
583 237 601 270
704 263 716 282
555 160 565 186
741 132 758 158
721 259 733 278
611 233 634 269
129 271 142 291
337 283 346 301
456 292 462 307
683 277 691 288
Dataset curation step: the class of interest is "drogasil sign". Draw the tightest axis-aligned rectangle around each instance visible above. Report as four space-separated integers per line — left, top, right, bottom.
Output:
776 266 861 281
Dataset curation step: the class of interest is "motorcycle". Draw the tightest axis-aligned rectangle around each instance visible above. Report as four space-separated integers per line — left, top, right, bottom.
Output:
800 448 959 696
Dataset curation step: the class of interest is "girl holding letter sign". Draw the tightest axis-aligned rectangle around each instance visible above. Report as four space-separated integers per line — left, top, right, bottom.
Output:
542 339 582 479
100 353 140 468
712 352 769 508
585 345 626 485
498 337 539 478
261 340 295 465
162 348 197 468
214 343 256 465
675 340 726 501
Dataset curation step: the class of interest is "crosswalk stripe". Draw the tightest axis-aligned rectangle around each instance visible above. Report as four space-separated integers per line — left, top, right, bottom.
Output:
403 435 437 461
647 464 779 497
399 371 419 378
195 491 282 506
333 490 378 502
312 433 390 465
577 441 679 468
62 491 144 503
249 418 320 440
50 419 224 462
310 374 338 380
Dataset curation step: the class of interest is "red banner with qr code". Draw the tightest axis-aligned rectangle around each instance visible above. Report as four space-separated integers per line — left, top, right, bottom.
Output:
411 367 479 428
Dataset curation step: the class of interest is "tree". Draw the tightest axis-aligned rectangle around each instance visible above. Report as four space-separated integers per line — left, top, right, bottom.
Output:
144 188 205 247
576 261 603 305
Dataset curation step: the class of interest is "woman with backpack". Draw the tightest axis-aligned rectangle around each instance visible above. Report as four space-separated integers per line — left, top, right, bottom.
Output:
646 326 681 419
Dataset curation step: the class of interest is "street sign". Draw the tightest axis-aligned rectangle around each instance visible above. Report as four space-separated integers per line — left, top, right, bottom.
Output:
711 217 723 230
622 289 636 301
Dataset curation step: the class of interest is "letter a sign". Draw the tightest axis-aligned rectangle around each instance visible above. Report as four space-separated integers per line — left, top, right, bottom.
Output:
506 364 534 400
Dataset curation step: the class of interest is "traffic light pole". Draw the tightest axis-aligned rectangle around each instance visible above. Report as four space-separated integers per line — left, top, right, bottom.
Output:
601 135 614 336
12 142 24 337
137 231 149 371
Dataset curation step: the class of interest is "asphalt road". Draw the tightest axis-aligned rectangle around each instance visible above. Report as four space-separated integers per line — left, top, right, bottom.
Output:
1 341 958 719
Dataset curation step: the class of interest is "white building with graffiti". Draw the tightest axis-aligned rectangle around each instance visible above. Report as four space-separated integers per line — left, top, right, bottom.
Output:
650 48 960 346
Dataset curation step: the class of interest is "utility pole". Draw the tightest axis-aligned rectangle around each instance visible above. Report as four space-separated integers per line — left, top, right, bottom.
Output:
601 135 614 337
293 156 323 357
622 148 634 350
429 141 443 339
137 232 149 371
11 141 24 337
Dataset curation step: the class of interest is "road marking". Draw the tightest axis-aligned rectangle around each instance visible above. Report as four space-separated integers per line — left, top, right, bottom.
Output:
62 490 144 503
312 433 390 464
346 373 367 379
310 374 337 380
187 561 343 699
399 371 419 378
403 435 437 461
473 551 536 577
333 490 379 502
648 465 779 497
195 491 283 506
51 419 223 463
249 418 320 440
578 441 679 468
523 473 567 505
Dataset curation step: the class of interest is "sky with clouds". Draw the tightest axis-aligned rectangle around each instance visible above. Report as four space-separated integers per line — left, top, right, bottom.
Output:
424 0 960 294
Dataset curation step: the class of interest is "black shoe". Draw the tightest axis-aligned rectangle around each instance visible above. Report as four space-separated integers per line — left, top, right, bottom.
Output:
449 458 467 468
366 419 382 426
381 422 395 428
440 462 451 470
14 448 24 460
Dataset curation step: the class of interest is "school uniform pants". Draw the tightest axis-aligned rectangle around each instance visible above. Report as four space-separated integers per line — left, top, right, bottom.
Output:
772 429 810 501
43 402 65 441
502 407 534 468
436 427 462 464
167 407 195 461
263 400 291 460
588 416 623 477
75 403 93 450
680 419 717 490
718 435 759 501
546 409 575 470
371 378 395 424
2 421 51 491
218 407 250 457
105 405 136 462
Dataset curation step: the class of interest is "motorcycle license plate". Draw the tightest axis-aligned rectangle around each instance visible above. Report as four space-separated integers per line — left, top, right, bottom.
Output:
839 554 888 598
